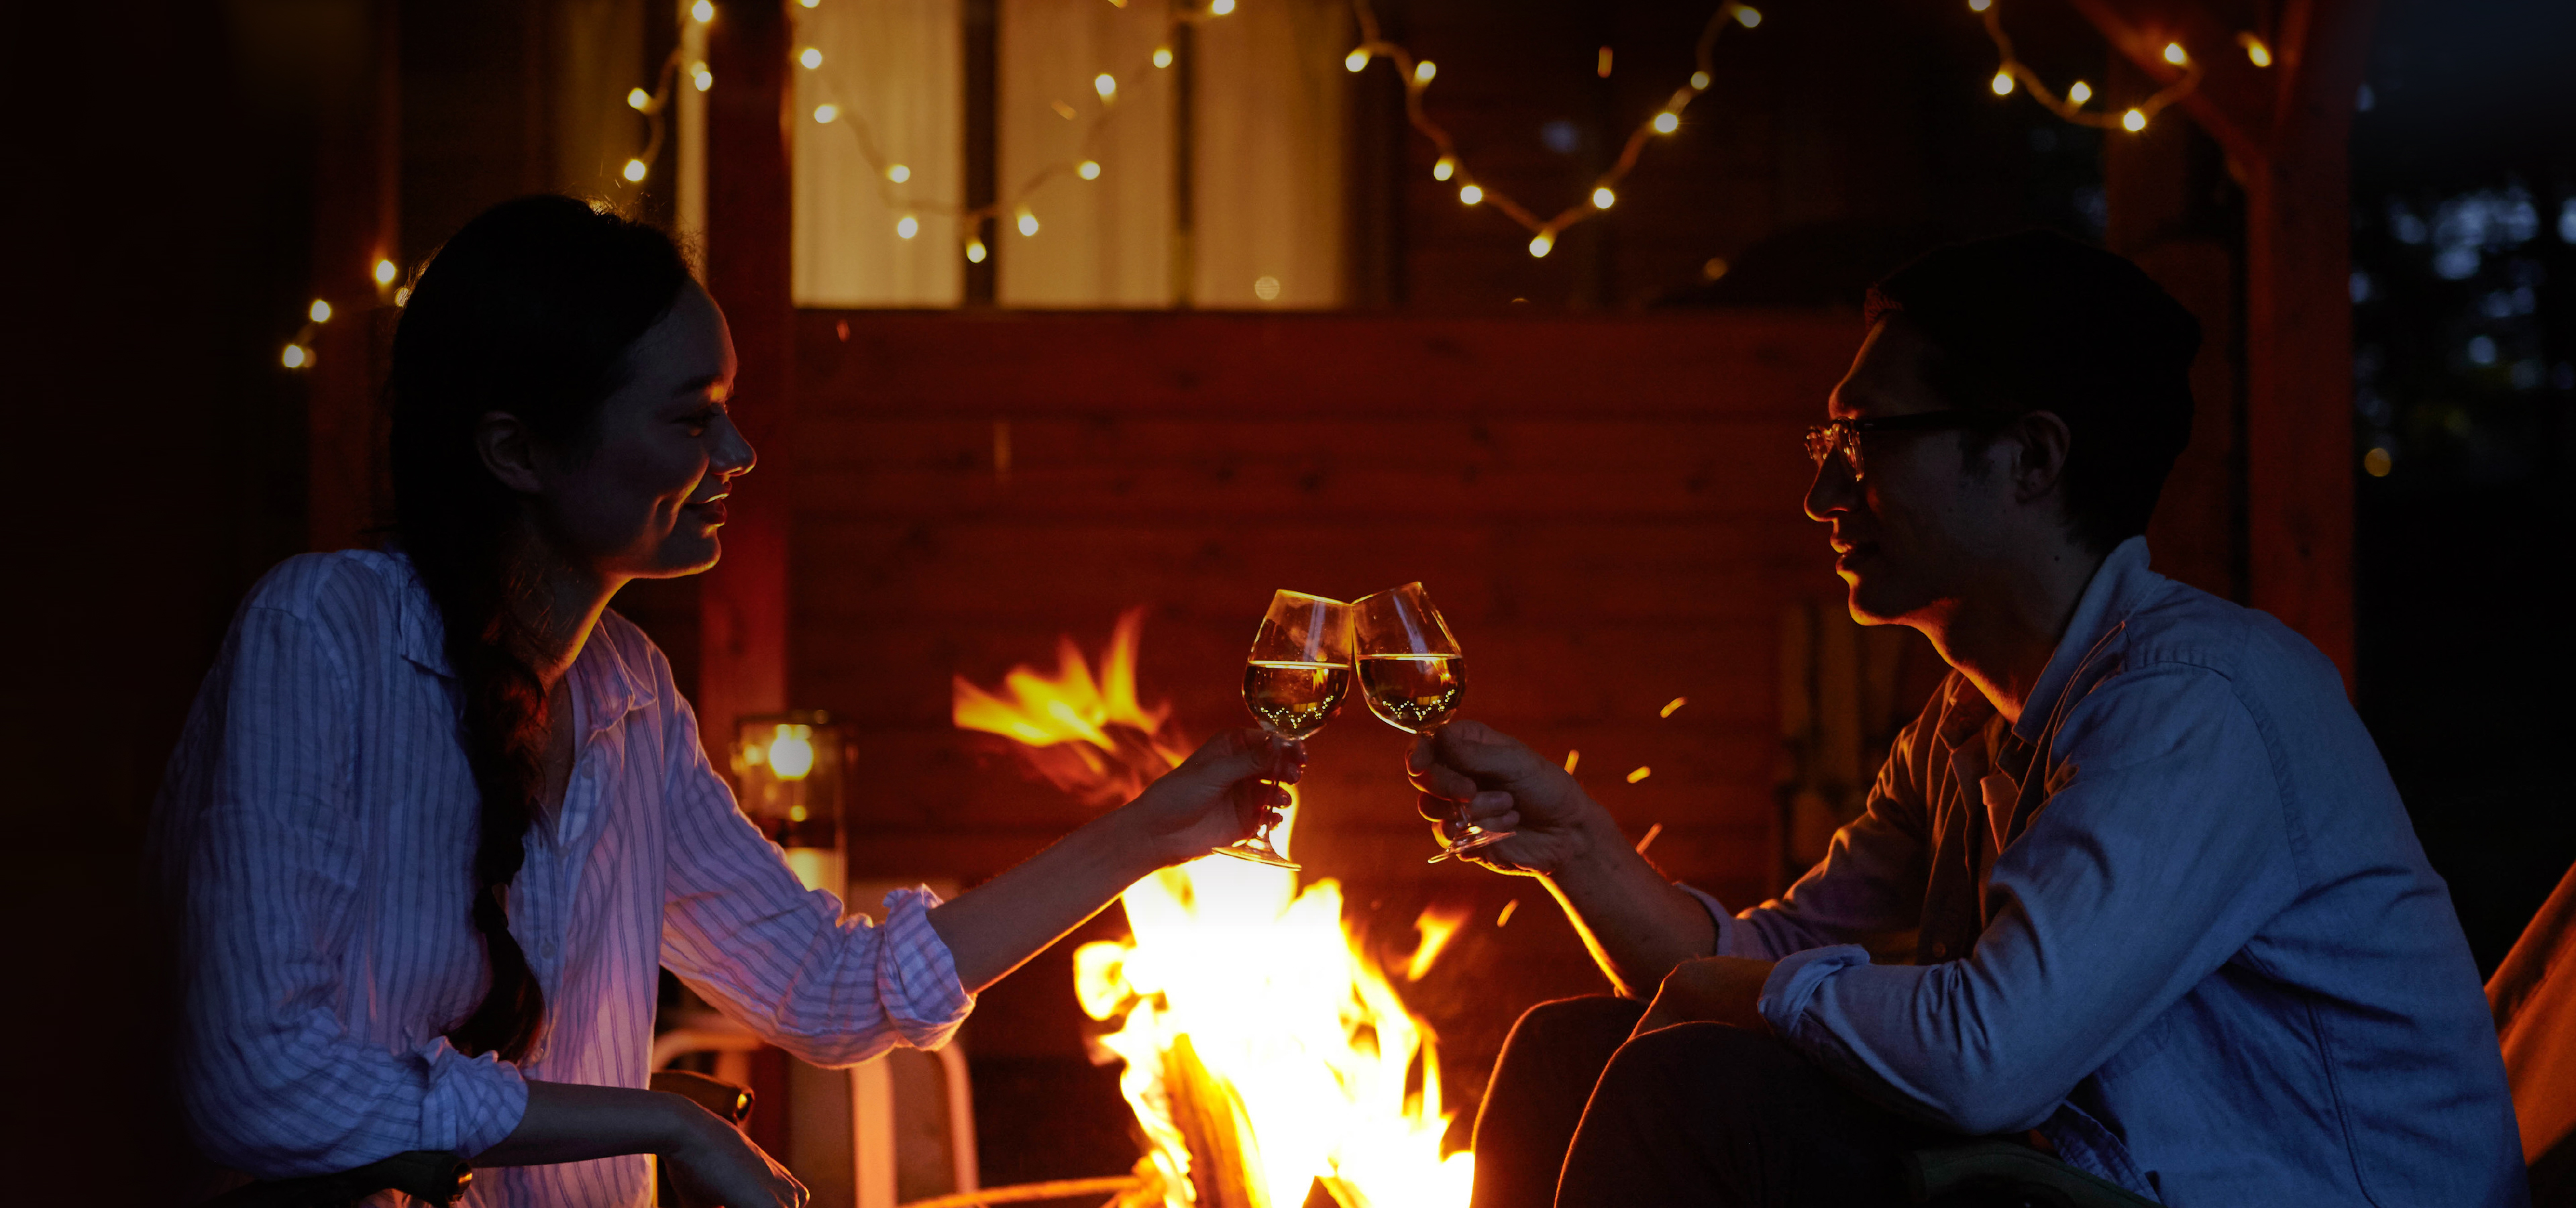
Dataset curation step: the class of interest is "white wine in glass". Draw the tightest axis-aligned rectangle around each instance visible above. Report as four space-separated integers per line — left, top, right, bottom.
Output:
1224 590 1353 869
1351 581 1511 862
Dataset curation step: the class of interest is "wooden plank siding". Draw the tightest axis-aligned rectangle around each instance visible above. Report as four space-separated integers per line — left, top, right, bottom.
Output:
783 309 1864 908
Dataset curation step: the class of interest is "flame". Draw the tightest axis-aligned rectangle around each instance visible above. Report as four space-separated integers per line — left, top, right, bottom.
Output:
955 612 1474 1208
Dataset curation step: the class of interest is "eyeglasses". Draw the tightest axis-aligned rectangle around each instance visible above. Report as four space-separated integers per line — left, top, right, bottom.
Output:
1804 411 2009 480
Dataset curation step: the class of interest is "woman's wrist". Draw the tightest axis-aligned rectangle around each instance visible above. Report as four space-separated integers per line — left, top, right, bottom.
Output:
1089 797 1187 877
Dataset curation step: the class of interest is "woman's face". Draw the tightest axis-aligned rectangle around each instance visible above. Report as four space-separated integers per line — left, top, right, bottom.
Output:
523 281 755 583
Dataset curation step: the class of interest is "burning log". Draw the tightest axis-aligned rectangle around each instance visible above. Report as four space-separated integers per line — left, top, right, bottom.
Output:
1161 1036 1263 1208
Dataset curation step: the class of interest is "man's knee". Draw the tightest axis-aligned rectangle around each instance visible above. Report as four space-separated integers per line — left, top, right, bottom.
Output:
1503 995 1648 1052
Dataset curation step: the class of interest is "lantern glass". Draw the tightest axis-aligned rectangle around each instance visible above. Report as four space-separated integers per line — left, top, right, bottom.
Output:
731 711 849 897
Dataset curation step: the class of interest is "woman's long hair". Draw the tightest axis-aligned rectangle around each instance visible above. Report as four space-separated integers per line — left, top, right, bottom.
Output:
388 195 692 1063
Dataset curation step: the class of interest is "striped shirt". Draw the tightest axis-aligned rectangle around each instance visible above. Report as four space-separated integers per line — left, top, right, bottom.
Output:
149 551 973 1206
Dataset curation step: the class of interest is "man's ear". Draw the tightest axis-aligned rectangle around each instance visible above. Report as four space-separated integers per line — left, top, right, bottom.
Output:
474 411 546 495
2008 410 2072 505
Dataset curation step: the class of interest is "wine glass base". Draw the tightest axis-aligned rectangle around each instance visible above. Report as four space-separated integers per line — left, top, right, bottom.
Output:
1214 841 1301 870
1426 826 1515 864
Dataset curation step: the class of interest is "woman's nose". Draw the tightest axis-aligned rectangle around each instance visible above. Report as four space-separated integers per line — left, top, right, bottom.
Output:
713 416 757 479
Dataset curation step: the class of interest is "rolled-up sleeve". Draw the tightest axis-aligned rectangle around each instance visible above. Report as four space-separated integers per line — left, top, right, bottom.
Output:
178 603 528 1176
1753 666 2300 1136
657 697 973 1065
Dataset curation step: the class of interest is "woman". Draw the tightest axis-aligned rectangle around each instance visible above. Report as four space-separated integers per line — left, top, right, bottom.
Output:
150 195 1298 1207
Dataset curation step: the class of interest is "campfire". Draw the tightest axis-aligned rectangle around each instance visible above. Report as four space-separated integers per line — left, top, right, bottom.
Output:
954 611 1476 1208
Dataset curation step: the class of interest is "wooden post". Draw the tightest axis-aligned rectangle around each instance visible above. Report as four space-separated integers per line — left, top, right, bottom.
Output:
700 0 796 766
307 0 402 552
2074 0 2374 687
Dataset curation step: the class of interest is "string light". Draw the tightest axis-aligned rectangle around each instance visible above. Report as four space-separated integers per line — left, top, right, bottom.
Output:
1016 209 1039 237
887 163 910 182
813 103 839 123
691 62 712 91
623 158 649 182
896 214 920 238
799 0 818 7
1152 46 1173 69
690 0 712 23
800 47 824 70
281 344 310 368
308 299 332 323
373 258 398 287
1077 159 1102 180
1335 0 1764 260
965 238 988 264
1973 0 2200 134
1094 72 1117 101
627 87 652 110
1210 0 1234 13
2238 32 2273 68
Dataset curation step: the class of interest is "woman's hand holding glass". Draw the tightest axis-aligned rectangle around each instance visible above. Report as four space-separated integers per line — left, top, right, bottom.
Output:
1120 728 1306 868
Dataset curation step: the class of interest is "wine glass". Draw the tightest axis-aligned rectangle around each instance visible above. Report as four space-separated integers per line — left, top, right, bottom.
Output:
1352 582 1509 862
1224 590 1354 868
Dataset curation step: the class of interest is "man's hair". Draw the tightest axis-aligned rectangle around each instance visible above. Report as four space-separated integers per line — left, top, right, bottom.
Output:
1865 230 2202 552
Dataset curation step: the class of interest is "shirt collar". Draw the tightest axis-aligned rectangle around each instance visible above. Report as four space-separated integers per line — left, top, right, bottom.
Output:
394 555 660 737
2010 534 2165 744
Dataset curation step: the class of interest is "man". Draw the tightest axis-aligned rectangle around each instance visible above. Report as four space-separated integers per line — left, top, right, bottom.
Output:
1413 232 2523 1207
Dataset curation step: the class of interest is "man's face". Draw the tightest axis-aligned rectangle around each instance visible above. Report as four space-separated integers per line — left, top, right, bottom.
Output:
1804 316 2016 625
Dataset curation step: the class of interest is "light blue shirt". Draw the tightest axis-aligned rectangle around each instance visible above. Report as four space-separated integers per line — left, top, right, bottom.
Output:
1689 537 2524 1205
150 552 973 1206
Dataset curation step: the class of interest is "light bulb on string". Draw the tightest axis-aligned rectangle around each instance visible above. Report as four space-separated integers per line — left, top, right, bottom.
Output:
800 48 823 70
1458 184 1483 205
2162 42 2188 66
887 164 910 183
281 344 310 369
627 88 651 111
1592 186 1615 209
623 158 648 182
1968 0 1990 11
2068 80 2092 105
965 239 987 264
1415 60 1436 84
896 215 919 239
308 299 332 323
1095 73 1117 101
1651 111 1678 134
1210 0 1233 14
691 62 712 91
2239 33 2273 68
1690 70 1711 89
2122 107 2147 132
691 0 713 23
1016 209 1039 237
1152 46 1173 68
799 0 817 7
813 103 838 123
1077 159 1102 180
1345 48 1369 72
1732 5 1760 28
1432 156 1454 181
1990 70 2013 96
1528 232 1554 258
374 258 398 287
